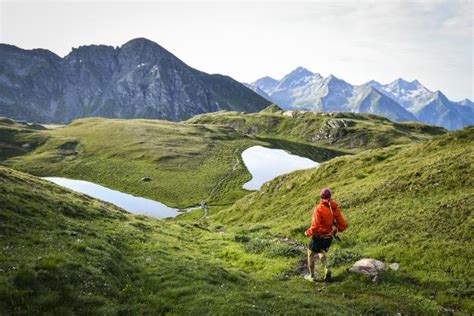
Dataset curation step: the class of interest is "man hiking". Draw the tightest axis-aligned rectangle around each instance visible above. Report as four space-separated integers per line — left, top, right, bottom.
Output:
304 188 347 282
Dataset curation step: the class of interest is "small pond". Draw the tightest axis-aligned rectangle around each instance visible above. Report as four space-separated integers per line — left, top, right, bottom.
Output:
241 146 319 190
43 177 197 218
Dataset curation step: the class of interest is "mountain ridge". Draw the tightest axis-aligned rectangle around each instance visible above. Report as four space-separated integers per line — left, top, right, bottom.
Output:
0 38 270 123
249 67 473 130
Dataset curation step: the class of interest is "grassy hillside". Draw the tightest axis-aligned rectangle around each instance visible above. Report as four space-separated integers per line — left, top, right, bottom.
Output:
1 118 261 207
1 110 444 209
0 166 405 315
2 125 471 314
1 166 285 314
186 105 447 152
0 117 48 160
2 164 464 315
212 127 474 313
1 117 348 208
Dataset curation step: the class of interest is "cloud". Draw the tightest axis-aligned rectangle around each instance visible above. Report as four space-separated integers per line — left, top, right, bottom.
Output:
0 0 472 99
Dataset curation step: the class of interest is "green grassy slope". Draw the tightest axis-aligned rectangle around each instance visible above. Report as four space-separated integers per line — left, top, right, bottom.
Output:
212 127 474 313
1 110 444 209
2 126 471 314
2 118 263 207
0 117 48 160
2 165 461 315
1 117 347 208
186 105 447 152
0 166 387 315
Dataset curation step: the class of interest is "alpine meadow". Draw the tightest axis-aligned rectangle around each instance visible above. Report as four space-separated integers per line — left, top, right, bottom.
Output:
1 1 473 315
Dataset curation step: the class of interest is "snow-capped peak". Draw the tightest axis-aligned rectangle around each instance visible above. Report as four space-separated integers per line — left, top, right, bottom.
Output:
245 68 473 130
287 66 314 77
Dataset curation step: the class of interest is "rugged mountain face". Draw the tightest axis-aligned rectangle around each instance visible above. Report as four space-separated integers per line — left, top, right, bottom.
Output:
412 91 474 130
370 78 432 111
0 38 270 123
248 68 416 122
457 98 474 109
351 85 417 122
249 67 473 129
370 79 474 130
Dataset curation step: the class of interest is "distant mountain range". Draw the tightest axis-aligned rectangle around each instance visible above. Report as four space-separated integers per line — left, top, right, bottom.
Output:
0 38 270 123
247 67 474 130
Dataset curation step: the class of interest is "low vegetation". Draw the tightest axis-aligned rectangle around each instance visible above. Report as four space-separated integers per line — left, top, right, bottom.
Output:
1 112 470 314
213 126 474 313
1 116 345 208
1 117 261 207
0 166 394 314
186 105 447 152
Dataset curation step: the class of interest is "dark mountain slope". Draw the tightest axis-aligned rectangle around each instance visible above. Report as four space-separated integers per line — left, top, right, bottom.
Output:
0 38 270 123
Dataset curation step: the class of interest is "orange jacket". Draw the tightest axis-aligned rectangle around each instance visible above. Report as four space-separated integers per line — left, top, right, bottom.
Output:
305 199 347 237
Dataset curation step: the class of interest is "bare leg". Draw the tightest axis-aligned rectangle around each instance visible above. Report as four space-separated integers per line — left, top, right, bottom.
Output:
318 251 327 270
318 251 331 281
307 249 316 277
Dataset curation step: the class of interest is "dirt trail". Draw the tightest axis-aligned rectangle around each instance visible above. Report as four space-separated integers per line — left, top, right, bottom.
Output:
276 237 330 279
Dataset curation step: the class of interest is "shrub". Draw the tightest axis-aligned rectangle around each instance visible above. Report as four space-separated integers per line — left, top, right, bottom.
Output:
266 243 301 258
13 267 38 289
248 225 270 233
328 249 362 267
233 234 250 243
289 224 307 236
243 239 271 254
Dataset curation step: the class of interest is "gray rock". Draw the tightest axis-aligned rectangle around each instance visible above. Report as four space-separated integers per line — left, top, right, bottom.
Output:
349 258 385 276
141 176 152 182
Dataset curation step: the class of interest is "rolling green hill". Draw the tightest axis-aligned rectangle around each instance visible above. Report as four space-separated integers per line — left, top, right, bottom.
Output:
0 109 448 208
212 126 474 313
1 117 261 207
2 166 326 314
0 119 471 314
186 105 447 152
0 116 345 208
3 159 469 315
0 117 48 161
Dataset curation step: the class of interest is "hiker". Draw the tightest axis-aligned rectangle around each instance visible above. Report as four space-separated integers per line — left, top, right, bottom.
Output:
200 200 208 217
304 188 347 282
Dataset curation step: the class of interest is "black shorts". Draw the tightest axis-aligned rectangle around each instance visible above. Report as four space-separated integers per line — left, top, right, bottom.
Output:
308 236 333 253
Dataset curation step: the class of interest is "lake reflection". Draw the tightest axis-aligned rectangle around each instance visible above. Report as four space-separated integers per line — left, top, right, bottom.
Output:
43 177 191 218
241 146 319 190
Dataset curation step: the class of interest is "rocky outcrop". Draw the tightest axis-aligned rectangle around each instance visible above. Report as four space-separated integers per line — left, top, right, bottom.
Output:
0 38 270 123
310 119 364 146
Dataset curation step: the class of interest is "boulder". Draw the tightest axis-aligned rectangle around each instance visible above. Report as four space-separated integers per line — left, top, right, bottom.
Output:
141 176 152 182
349 258 385 276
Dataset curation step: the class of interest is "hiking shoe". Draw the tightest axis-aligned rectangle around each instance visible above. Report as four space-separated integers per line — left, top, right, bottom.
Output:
324 269 332 282
304 274 315 282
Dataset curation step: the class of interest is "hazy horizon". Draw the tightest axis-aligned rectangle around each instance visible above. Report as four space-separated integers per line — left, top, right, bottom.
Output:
1 0 472 100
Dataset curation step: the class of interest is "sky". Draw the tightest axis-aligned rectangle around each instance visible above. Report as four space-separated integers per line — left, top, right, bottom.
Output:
1 0 473 100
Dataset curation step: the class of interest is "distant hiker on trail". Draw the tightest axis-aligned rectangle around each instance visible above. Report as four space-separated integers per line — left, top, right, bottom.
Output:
304 188 347 282
200 200 208 217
